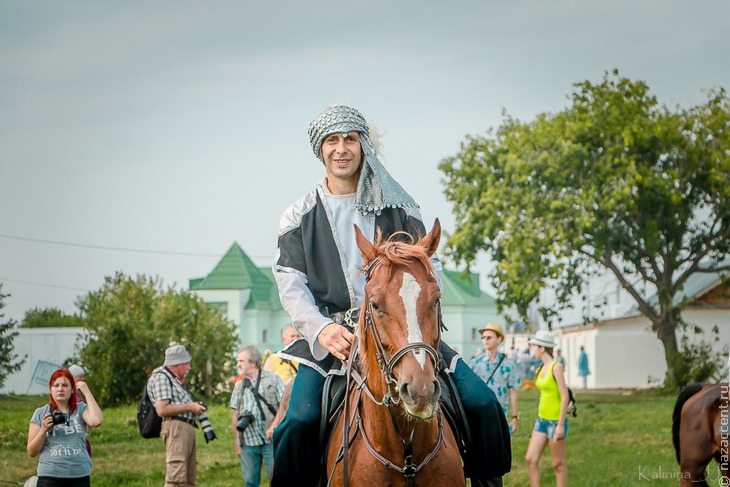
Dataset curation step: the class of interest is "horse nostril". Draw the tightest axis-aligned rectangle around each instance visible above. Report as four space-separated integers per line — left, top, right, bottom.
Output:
399 383 414 404
433 379 441 399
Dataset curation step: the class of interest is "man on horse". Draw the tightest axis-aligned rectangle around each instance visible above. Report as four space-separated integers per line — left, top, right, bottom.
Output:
271 104 511 487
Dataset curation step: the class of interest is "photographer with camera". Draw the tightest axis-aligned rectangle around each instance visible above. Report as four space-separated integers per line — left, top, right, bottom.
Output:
230 346 284 487
147 344 208 487
27 368 104 487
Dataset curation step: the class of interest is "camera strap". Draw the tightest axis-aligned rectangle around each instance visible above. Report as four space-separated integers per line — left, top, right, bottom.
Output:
238 370 273 442
246 370 278 417
486 354 506 384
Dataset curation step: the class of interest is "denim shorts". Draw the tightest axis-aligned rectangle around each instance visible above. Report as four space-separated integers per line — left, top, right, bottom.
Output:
533 416 569 439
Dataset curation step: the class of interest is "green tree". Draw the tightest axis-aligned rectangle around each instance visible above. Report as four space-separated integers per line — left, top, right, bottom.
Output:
0 284 27 389
75 272 237 405
21 307 83 328
439 71 730 389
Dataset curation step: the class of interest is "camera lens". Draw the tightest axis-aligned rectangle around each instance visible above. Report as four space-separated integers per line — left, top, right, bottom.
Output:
236 416 251 432
197 412 217 443
51 410 68 426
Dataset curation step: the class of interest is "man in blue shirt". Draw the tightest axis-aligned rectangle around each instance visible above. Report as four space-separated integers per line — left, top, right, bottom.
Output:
469 322 521 434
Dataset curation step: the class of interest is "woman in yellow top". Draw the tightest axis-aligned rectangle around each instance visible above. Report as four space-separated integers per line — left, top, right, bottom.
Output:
525 330 569 487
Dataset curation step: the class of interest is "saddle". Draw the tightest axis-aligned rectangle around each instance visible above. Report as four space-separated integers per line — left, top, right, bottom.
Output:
318 359 472 473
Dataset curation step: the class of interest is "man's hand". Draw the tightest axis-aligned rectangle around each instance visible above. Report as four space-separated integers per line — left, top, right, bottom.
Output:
189 402 207 416
318 323 355 361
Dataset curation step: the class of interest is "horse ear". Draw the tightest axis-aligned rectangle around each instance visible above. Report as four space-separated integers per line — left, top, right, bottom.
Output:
419 218 441 257
354 224 377 263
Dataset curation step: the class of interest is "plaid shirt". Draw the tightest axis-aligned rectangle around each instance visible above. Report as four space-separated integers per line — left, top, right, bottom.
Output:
147 366 196 423
229 370 284 446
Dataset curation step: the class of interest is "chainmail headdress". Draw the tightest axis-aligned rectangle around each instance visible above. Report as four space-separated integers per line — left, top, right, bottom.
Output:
308 105 419 216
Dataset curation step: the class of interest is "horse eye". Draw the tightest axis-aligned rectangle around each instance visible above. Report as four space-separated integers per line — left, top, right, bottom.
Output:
371 302 382 313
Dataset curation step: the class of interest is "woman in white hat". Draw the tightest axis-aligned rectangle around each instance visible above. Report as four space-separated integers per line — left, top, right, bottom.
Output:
525 330 569 487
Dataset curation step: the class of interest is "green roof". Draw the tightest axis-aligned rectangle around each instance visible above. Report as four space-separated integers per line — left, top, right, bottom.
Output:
189 242 281 310
190 243 493 312
441 269 497 307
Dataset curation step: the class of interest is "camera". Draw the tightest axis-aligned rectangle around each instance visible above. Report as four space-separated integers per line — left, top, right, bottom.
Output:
51 410 68 426
236 411 255 432
196 402 217 443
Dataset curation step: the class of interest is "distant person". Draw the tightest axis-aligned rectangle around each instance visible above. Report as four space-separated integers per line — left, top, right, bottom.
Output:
525 330 569 487
68 365 92 457
230 346 284 487
263 324 302 385
577 346 591 389
147 344 208 487
518 347 533 382
469 322 522 434
27 368 104 487
554 349 565 366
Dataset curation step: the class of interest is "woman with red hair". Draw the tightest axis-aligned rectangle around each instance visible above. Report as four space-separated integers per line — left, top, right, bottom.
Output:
27 368 104 487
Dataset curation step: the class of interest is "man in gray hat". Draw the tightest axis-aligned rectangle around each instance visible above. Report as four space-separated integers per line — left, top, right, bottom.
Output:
147 344 207 487
271 105 510 486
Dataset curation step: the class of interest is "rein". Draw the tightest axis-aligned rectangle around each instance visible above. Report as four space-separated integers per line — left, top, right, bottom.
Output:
331 256 444 486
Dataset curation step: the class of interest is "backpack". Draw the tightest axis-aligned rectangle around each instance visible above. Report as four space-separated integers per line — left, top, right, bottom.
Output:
137 372 172 439
567 387 577 417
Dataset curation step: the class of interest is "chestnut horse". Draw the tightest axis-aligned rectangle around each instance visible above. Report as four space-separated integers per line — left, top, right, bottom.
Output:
672 382 729 486
324 219 464 486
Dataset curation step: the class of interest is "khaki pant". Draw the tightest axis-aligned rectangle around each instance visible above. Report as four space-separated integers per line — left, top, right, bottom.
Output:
161 419 196 486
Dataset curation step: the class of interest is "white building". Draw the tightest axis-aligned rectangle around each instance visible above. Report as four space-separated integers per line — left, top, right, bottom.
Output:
553 271 729 389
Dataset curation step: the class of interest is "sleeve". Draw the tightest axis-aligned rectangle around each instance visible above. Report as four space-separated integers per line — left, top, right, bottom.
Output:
467 356 478 370
273 260 334 360
76 403 89 426
229 381 241 411
148 373 171 403
274 374 285 402
274 218 335 360
30 406 47 426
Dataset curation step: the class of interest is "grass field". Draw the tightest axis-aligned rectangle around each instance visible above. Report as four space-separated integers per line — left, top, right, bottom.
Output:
0 388 715 486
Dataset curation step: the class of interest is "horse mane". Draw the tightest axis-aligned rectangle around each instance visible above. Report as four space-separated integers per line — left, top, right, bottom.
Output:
363 230 434 279
671 382 705 463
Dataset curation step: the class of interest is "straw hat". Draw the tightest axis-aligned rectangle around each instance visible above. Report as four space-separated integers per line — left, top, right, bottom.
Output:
478 322 504 338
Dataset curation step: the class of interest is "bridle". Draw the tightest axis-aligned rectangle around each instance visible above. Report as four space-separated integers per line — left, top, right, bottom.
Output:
332 257 444 487
362 257 442 403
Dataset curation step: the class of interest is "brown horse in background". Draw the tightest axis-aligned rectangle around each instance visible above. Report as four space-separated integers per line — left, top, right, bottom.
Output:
672 382 729 486
324 219 464 486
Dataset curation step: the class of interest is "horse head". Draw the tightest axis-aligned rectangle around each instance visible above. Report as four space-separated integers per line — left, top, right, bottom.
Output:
355 219 442 420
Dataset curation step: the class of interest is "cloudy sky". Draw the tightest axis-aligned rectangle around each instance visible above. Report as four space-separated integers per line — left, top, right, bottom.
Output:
1 0 728 324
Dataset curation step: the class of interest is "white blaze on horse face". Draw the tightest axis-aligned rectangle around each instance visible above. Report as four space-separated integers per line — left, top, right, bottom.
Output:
399 272 426 369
